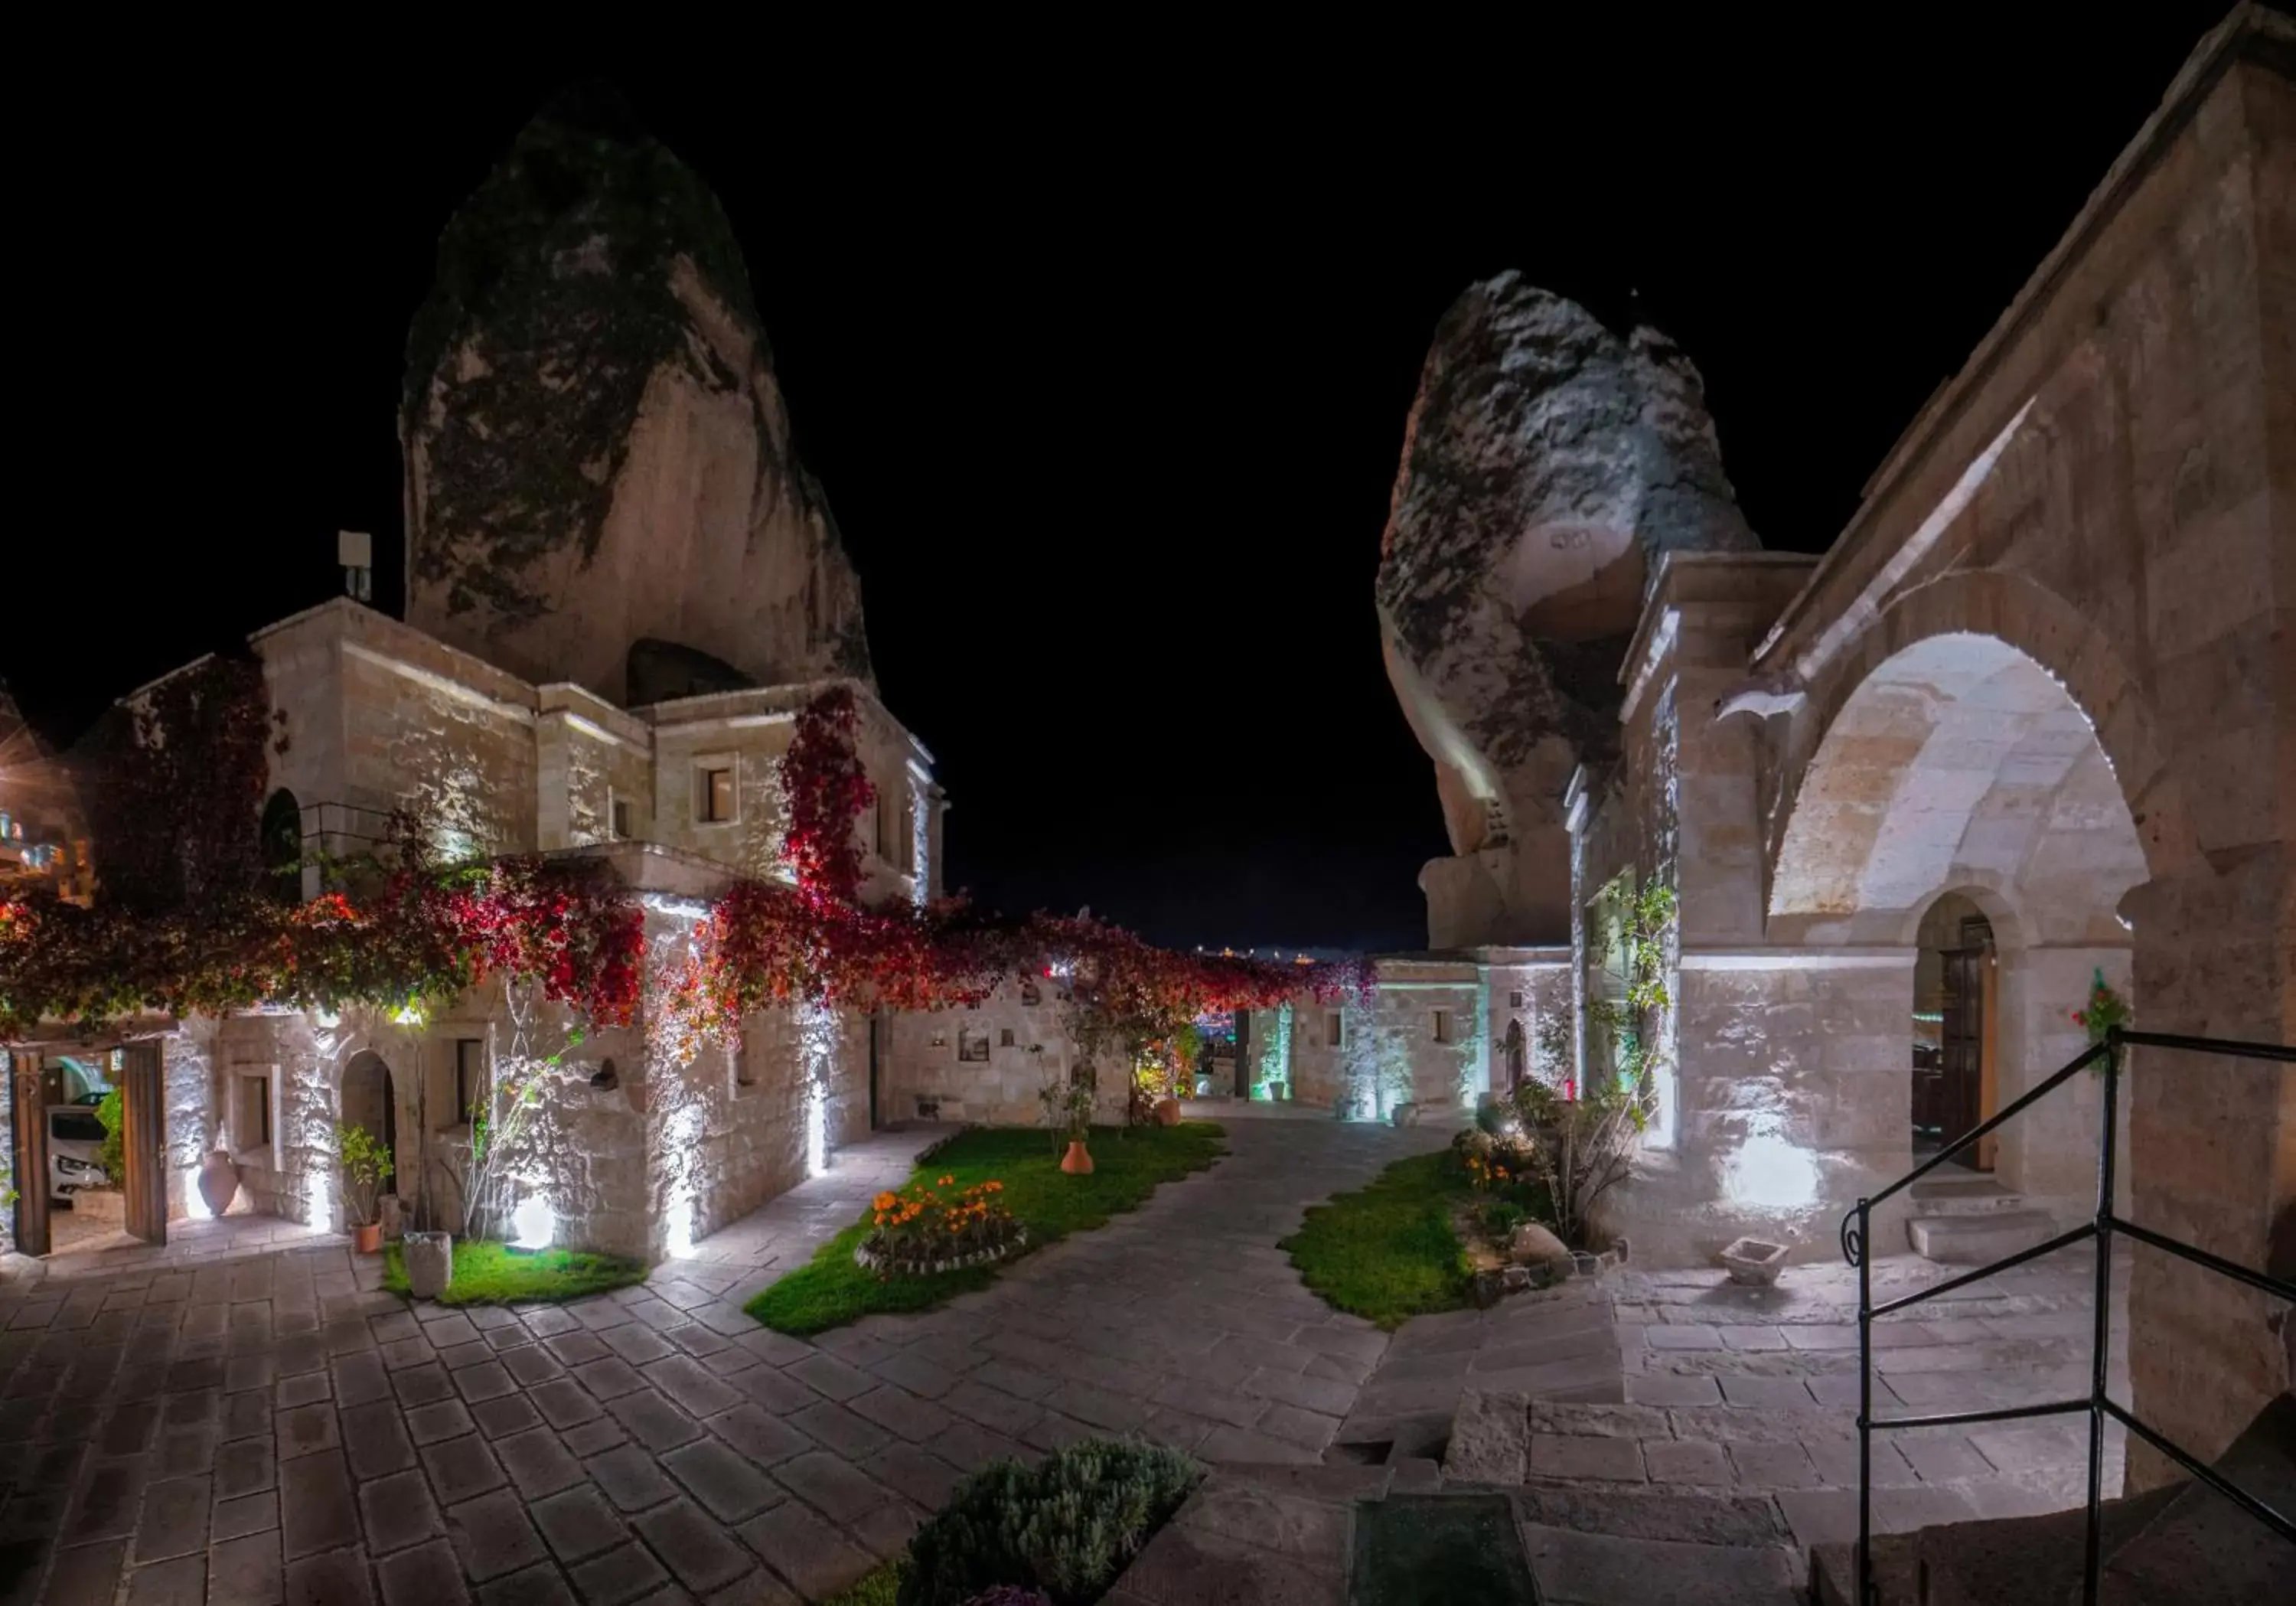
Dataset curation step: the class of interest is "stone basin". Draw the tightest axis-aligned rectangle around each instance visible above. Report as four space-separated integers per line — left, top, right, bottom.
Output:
1717 1236 1791 1286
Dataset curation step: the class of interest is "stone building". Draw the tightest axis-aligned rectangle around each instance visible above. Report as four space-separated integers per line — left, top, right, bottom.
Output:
2 100 945 1269
1378 5 2294 1487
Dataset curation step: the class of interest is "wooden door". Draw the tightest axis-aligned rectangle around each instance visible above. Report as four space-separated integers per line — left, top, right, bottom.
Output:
8 1051 50 1256
1939 947 1986 1159
119 1042 168 1245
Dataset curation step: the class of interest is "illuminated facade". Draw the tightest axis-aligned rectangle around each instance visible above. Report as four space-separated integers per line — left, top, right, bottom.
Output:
1391 8 2294 1486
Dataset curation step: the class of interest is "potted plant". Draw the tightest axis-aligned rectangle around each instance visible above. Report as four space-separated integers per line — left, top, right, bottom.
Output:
332 1122 392 1254
1057 1079 1097 1174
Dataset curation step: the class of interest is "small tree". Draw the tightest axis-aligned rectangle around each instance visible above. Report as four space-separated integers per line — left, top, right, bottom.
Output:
1514 879 1675 1248
332 1122 393 1229
435 978 576 1239
95 1088 125 1187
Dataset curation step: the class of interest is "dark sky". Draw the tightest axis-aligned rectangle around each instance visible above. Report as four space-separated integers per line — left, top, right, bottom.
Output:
8 7 2232 951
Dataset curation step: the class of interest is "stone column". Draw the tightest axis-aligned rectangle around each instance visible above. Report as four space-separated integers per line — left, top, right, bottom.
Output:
1992 945 2132 1217
2124 855 2294 1487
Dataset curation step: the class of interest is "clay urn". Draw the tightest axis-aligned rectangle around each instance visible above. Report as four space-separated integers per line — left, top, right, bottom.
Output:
1153 1098 1182 1127
1059 1141 1095 1176
197 1149 240 1217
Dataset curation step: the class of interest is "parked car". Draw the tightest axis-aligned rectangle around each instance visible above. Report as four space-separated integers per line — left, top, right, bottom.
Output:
47 1105 109 1200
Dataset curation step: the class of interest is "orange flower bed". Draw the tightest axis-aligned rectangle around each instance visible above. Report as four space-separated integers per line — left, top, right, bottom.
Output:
861 1176 1019 1275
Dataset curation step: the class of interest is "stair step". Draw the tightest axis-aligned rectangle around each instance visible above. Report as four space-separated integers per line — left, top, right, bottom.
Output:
1908 1176 2031 1216
1907 1209 2059 1263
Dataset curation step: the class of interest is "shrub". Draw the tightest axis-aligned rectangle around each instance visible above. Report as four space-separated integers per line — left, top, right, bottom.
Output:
1478 1199 1527 1239
899 1438 1201 1606
95 1089 124 1186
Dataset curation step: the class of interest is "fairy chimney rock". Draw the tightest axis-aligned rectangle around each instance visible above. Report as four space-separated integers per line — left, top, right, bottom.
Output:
401 90 872 706
1376 274 1759 947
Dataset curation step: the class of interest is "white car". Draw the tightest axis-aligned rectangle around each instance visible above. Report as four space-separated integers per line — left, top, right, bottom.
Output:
47 1104 109 1200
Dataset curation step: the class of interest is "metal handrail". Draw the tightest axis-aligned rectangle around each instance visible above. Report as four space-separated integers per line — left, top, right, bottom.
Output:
1841 1025 2296 1605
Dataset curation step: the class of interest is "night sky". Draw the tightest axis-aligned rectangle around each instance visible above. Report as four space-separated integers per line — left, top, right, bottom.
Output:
9 8 2230 951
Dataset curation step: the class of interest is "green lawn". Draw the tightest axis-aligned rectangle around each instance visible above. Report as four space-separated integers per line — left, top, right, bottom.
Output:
747 1122 1226 1336
823 1561 900 1606
1279 1150 1475 1329
380 1240 649 1306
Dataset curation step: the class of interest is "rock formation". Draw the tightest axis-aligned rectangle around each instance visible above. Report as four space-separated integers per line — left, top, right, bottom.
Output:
402 90 871 706
1377 274 1759 947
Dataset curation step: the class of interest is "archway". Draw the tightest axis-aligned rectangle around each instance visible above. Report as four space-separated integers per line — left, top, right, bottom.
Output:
339 1051 399 1213
1912 890 1996 1169
1769 632 2145 1222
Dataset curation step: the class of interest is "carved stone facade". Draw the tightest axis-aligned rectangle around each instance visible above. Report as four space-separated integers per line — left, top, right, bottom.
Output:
1388 7 2291 1489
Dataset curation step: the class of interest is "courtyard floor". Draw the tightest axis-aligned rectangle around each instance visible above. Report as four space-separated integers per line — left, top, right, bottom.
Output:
0 1116 1448 1604
0 1118 2134 1604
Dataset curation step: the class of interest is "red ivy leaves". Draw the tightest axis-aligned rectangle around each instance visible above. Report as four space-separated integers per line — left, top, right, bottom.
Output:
4 688 1340 1043
781 687 874 907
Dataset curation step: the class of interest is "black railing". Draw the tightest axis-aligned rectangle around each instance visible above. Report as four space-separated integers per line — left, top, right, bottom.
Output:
1839 1026 2296 1605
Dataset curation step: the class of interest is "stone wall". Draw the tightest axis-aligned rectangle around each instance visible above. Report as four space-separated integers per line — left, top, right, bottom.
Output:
1730 11 2294 1477
161 1023 215 1221
879 980 1110 1130
1287 960 1486 1121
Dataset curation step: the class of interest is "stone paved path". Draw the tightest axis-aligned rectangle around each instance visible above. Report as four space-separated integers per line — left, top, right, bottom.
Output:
1 1213 340 1288
0 1115 1448 1604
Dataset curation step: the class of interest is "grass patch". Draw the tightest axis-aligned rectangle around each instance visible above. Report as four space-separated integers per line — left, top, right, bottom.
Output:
1279 1150 1474 1328
748 1122 1226 1336
823 1560 901 1606
380 1240 647 1306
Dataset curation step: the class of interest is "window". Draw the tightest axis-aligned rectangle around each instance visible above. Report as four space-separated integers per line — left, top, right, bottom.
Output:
1508 991 1525 1010
1433 1010 1455 1046
1326 1012 1344 1049
611 796 632 840
455 1039 485 1125
50 1110 107 1144
998 1028 1015 1048
233 1070 275 1160
876 795 895 860
733 1043 756 1092
696 761 737 824
957 1028 990 1063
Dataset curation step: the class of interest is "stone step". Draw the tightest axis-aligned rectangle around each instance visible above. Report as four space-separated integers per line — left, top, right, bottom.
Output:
1907 1209 2060 1263
1908 1175 2031 1216
1806 1393 2296 1605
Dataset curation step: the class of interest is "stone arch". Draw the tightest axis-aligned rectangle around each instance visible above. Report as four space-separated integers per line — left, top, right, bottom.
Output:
338 1049 400 1208
1773 570 2201 903
1767 606 2145 1214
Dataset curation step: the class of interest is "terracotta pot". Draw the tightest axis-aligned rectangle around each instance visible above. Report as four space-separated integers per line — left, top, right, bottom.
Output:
354 1222 383 1255
197 1149 240 1217
1059 1140 1095 1175
1153 1098 1182 1127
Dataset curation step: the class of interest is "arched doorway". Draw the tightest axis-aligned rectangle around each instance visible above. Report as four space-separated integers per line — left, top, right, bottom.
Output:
1770 632 2146 1222
339 1051 398 1209
1912 891 1994 1169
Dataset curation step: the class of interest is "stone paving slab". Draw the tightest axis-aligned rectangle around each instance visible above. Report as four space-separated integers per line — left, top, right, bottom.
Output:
0 1118 1450 1604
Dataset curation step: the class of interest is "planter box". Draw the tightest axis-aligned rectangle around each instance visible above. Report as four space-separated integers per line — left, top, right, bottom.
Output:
1718 1236 1791 1287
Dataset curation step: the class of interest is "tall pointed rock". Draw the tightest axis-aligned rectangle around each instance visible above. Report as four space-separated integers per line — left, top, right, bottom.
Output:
401 90 871 704
1378 274 1760 947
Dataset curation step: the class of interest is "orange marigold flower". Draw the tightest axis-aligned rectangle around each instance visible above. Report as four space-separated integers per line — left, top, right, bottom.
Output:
938 1174 955 1187
872 1192 897 1211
